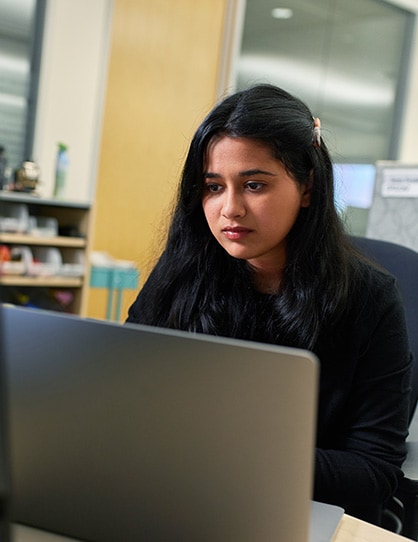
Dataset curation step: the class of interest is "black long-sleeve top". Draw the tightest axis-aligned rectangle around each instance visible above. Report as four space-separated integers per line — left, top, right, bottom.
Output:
312 266 412 523
127 263 412 525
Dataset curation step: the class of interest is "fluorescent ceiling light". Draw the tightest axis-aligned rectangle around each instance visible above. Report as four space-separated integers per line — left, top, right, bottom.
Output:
238 54 393 108
0 54 30 74
271 7 293 19
0 93 26 107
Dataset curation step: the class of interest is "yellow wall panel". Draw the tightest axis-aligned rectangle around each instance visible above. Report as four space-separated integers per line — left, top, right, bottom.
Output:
87 0 228 320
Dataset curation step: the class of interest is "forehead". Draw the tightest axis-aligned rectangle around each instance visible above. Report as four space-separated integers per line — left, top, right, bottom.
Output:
204 136 276 167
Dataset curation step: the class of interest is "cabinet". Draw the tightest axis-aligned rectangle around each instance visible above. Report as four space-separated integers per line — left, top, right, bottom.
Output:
0 192 91 315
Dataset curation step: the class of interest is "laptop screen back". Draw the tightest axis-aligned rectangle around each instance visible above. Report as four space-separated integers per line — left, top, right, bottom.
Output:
4 306 318 542
0 303 10 542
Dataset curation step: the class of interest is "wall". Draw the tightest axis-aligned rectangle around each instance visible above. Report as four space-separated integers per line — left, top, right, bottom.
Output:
86 0 228 320
33 0 111 201
399 1 418 161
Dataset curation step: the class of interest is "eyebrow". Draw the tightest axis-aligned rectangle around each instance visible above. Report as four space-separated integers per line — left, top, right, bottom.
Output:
204 169 276 179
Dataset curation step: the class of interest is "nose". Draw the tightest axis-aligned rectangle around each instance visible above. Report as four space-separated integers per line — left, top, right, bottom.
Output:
221 189 246 219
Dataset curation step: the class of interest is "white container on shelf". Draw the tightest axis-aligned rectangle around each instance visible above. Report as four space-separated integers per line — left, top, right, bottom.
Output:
60 250 85 277
28 216 58 237
30 247 62 277
0 203 29 233
0 246 32 275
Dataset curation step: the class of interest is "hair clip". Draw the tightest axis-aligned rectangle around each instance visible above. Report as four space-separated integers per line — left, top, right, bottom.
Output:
313 117 321 148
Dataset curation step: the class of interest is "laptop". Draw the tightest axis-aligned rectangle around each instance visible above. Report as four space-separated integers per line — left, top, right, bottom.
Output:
0 302 10 542
2 305 340 542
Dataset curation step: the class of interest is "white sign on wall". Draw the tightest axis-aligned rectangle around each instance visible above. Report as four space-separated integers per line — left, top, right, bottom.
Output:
367 162 418 253
381 168 418 198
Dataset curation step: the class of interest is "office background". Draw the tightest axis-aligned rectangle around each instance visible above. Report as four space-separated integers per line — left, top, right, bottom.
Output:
1 0 418 320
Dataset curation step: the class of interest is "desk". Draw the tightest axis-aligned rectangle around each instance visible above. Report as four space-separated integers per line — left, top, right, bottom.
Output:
334 515 410 541
12 525 81 541
12 515 411 541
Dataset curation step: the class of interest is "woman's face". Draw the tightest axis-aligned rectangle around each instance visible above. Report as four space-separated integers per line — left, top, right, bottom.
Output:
202 136 311 274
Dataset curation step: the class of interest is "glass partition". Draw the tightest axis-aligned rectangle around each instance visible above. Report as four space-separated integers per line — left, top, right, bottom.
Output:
236 0 414 164
0 0 44 177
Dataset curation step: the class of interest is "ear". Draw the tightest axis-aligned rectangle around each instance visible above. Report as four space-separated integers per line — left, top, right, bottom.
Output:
301 171 314 208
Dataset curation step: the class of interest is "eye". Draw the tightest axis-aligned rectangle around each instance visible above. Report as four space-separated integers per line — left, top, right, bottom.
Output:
204 183 222 193
245 181 265 191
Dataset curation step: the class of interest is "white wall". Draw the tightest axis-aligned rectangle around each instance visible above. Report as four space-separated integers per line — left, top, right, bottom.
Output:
398 0 418 161
32 0 112 202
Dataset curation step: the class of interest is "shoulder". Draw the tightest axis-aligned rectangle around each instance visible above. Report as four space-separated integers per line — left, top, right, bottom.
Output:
340 260 410 370
334 257 406 341
316 257 410 374
350 257 400 305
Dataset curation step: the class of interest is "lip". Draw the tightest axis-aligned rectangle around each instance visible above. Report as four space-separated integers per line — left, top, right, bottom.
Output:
222 226 253 240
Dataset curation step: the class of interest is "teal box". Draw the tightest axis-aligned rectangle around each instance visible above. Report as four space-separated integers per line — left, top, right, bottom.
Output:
90 266 139 289
90 266 139 321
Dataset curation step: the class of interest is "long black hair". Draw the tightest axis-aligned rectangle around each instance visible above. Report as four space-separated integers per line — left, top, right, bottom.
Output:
127 84 362 350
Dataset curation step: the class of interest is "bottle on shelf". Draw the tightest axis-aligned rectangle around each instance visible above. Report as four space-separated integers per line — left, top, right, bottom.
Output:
53 143 69 198
0 146 7 190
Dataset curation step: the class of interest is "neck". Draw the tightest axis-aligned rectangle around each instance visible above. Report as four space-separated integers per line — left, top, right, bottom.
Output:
250 265 283 294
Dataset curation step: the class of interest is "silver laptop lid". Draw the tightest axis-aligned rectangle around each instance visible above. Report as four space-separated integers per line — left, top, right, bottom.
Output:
4 305 318 542
0 303 11 542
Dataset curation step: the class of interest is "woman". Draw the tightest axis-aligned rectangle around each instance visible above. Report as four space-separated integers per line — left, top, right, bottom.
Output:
127 84 412 524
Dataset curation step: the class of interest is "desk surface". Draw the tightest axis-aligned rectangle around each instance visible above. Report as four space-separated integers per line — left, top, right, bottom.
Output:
335 515 410 541
12 515 411 542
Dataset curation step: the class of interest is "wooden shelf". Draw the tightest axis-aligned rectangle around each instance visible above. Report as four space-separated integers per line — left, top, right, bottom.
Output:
0 191 90 209
0 193 91 314
0 275 83 287
0 233 86 248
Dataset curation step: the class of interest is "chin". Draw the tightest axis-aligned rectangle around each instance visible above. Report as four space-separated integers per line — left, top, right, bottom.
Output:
223 248 252 261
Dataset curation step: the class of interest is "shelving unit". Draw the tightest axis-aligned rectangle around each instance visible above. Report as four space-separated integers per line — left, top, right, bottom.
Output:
0 233 86 248
0 191 91 315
